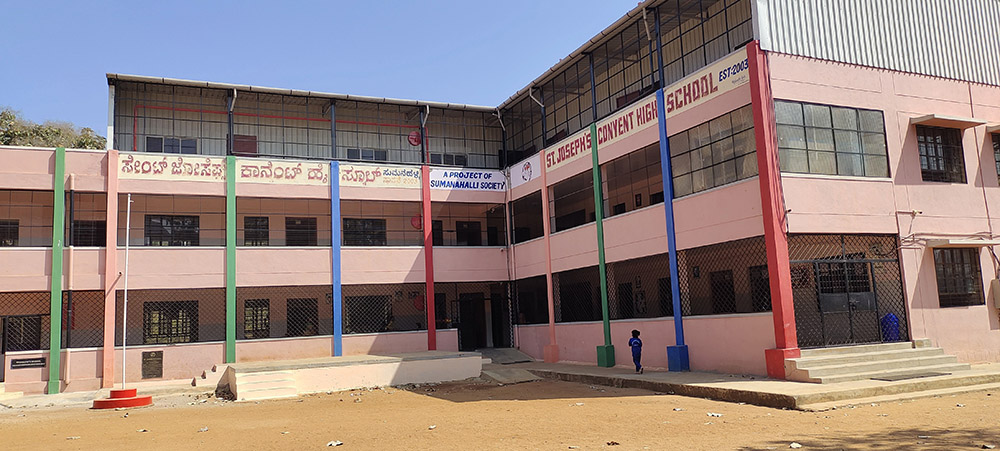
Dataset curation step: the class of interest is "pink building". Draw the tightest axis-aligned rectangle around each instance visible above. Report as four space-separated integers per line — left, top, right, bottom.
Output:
2 0 1000 394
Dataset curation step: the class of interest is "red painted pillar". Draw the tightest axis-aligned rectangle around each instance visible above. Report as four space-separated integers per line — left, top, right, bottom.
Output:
422 165 437 350
747 41 800 379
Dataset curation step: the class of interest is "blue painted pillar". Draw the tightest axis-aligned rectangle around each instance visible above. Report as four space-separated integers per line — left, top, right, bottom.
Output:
331 161 343 356
655 89 689 372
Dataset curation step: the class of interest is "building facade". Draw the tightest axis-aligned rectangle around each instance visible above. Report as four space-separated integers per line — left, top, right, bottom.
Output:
2 0 1000 394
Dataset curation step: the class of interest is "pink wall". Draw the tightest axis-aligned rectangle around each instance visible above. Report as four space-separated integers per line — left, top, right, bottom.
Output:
510 238 546 279
114 342 225 384
343 329 458 355
433 247 509 282
2 349 103 394
516 313 774 375
116 247 225 289
769 52 1000 362
0 248 51 291
341 248 425 284
64 150 109 192
236 248 331 286
0 147 57 190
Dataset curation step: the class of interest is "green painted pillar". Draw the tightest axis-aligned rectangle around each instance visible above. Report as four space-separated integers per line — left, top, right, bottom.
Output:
47 147 66 394
225 156 236 363
590 125 615 368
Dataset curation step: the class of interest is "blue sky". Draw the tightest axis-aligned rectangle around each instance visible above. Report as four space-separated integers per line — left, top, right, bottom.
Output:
1 1 637 135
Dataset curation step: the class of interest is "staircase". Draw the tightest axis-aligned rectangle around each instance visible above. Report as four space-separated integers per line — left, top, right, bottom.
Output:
228 370 298 402
786 339 971 384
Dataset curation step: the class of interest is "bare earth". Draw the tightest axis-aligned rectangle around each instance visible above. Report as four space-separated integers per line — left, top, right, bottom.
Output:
1 379 997 450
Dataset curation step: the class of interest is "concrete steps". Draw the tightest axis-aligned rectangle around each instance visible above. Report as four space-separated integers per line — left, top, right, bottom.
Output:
192 364 228 388
232 370 298 402
799 381 1000 411
787 340 969 384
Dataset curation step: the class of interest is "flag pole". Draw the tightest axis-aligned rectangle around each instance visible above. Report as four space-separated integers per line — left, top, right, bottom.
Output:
121 193 132 389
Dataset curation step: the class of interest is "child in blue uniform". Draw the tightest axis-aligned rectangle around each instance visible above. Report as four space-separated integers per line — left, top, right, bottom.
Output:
629 329 643 374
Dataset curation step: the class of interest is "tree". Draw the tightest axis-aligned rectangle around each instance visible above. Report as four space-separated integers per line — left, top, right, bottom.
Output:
0 107 106 150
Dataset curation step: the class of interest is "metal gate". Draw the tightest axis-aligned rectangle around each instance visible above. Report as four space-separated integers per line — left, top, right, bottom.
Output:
788 234 909 348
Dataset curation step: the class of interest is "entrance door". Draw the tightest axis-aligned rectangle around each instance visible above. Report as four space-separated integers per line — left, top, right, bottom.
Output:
457 293 487 351
790 235 909 348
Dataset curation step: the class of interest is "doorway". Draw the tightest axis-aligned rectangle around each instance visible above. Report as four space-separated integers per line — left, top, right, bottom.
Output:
457 293 487 351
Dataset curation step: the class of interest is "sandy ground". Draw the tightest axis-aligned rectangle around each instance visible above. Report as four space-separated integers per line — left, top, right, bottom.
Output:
1 378 998 450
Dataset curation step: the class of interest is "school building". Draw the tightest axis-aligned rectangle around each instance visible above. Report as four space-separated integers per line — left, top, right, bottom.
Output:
2 0 1000 394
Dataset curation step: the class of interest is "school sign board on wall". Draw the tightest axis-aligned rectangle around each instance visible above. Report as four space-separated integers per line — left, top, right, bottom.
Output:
429 168 506 191
119 153 226 182
339 163 421 189
237 159 330 185
509 153 541 189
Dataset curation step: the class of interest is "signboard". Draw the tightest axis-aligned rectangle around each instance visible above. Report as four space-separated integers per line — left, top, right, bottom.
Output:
339 163 421 188
509 153 540 189
10 357 45 369
237 159 330 185
543 128 592 173
119 153 226 182
596 94 659 151
663 48 750 118
141 351 163 379
429 168 506 191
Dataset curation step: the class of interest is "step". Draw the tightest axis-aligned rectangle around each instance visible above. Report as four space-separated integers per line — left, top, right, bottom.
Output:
235 378 297 392
803 355 961 378
813 363 973 384
799 341 915 358
789 347 945 370
237 386 298 402
799 381 1000 411
794 368 1000 406
235 371 294 383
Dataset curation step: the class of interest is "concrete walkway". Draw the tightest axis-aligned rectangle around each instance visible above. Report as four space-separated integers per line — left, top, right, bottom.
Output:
513 361 1000 411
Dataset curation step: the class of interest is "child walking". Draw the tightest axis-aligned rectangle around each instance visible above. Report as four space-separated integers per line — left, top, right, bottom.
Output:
629 329 643 374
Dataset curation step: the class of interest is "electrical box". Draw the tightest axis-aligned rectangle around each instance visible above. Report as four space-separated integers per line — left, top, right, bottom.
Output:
992 279 1000 309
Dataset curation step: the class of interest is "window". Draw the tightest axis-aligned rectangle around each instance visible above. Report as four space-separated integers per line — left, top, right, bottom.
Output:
243 299 270 339
816 256 871 294
344 295 392 333
669 104 757 197
934 248 984 307
3 315 43 351
775 101 889 177
749 265 772 312
243 217 269 246
285 217 317 246
146 136 197 154
992 133 1000 181
343 218 387 246
144 215 200 246
550 172 595 232
602 143 664 217
430 203 505 246
143 301 198 344
286 298 319 337
233 134 258 156
917 126 966 183
347 148 388 162
71 220 106 246
510 192 543 244
340 200 423 246
658 277 674 317
710 270 736 314
0 219 18 246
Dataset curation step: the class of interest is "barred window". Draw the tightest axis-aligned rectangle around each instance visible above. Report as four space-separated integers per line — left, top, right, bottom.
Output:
917 126 966 183
144 215 200 246
514 275 548 324
669 104 757 197
934 248 984 307
340 200 422 246
749 265 771 312
243 217 269 246
243 299 270 339
510 191 543 244
343 218 387 246
285 217 317 246
143 301 198 344
286 298 318 337
709 270 736 314
0 219 18 246
776 100 889 177
71 220 106 246
430 203 506 246
602 143 663 217
550 172 595 232
146 136 197 154
3 315 43 351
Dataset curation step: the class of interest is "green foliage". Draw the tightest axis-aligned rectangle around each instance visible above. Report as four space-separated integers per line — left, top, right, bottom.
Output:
0 107 106 150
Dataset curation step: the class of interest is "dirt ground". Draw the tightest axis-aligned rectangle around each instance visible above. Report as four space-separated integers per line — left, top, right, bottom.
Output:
1 378 998 450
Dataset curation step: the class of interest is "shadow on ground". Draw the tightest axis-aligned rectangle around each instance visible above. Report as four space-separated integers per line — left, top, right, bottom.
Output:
753 427 998 450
